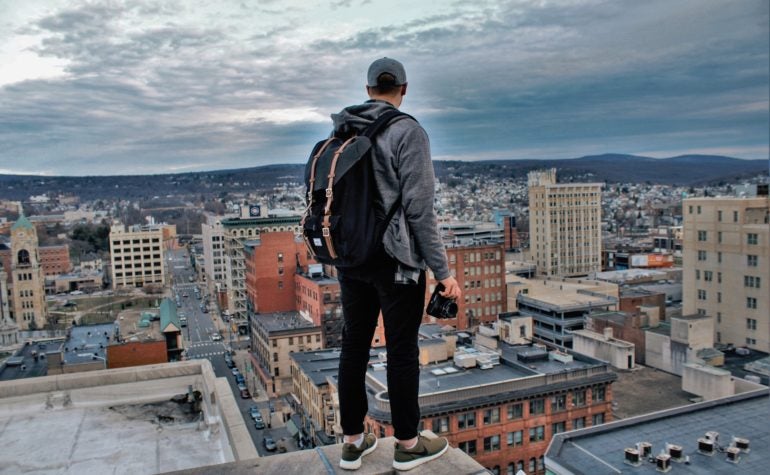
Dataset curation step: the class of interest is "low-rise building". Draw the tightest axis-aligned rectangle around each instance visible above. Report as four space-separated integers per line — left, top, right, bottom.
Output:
249 311 322 396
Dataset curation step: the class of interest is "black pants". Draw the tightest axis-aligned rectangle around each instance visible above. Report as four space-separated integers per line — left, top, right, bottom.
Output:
337 254 426 441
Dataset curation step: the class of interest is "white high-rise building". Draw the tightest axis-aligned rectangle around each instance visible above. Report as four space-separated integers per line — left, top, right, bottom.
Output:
682 194 769 352
528 169 602 277
202 220 226 285
109 224 166 289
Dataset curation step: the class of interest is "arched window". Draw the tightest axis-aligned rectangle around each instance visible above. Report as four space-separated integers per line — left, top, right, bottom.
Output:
17 249 30 265
529 458 536 473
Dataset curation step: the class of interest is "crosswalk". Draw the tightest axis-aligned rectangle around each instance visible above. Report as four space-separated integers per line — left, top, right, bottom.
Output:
187 351 226 359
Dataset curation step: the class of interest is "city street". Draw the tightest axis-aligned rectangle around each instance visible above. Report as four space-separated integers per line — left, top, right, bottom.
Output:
167 248 294 457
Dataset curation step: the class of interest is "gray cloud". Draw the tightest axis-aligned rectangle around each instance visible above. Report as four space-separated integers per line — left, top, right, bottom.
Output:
0 0 767 176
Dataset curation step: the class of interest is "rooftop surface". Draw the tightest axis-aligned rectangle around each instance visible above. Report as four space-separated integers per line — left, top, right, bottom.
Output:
63 323 116 365
254 312 317 333
0 361 253 474
116 309 163 343
610 366 695 419
0 339 64 381
546 389 770 474
291 348 349 386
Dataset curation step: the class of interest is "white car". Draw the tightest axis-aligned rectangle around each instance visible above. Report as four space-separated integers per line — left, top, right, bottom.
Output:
211 333 223 342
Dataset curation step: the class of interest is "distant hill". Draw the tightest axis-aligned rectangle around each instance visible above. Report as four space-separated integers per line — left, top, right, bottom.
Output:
0 154 766 201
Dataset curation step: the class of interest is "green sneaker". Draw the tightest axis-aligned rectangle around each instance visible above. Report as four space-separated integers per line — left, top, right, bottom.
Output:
339 433 378 470
393 433 449 471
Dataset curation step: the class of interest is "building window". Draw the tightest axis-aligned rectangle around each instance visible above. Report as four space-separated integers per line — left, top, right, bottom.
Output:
573 417 585 429
593 385 606 402
278 281 283 289
744 276 761 288
483 434 501 452
695 269 700 280
572 389 586 407
592 413 605 425
697 230 707 241
746 338 757 345
529 426 545 442
747 297 757 309
432 416 449 433
483 408 500 425
458 440 476 456
747 233 758 245
278 267 284 276
747 318 757 330
704 271 712 281
718 231 722 243
747 255 758 267
507 430 523 447
529 398 545 415
697 206 701 214
457 411 476 429
717 251 722 263
507 403 523 420
697 289 707 300
551 394 567 412
277 252 283 262
552 421 566 435
697 250 707 261
718 210 722 221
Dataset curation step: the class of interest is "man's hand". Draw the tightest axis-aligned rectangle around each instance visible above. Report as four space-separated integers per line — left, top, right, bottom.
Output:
439 276 462 300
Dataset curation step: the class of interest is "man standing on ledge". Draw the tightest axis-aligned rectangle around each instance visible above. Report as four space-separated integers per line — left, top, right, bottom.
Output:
333 57 462 471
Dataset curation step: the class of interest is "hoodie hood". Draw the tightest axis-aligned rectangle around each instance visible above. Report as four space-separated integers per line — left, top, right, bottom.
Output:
331 100 397 136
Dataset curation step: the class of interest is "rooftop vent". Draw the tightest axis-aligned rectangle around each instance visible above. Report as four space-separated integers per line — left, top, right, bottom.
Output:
725 446 741 464
697 437 715 456
638 442 652 458
656 453 671 472
732 436 750 453
667 443 684 462
624 448 642 467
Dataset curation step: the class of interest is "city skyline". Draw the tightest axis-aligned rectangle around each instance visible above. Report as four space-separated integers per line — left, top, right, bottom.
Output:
1 0 768 176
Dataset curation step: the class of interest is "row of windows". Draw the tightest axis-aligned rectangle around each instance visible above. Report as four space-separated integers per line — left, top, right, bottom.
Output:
460 251 502 264
456 413 606 457
696 230 759 245
112 246 161 253
463 265 502 276
464 278 503 289
112 238 161 245
18 289 34 297
115 270 162 277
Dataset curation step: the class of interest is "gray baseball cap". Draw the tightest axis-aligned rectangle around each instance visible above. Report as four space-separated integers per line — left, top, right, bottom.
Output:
367 57 407 87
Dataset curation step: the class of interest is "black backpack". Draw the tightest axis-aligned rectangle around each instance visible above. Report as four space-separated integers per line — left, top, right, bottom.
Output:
301 109 410 267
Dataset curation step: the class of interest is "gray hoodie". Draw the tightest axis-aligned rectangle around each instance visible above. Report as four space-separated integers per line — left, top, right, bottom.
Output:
331 100 450 281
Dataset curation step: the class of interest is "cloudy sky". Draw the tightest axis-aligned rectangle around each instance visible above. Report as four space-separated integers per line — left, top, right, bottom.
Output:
1 0 768 176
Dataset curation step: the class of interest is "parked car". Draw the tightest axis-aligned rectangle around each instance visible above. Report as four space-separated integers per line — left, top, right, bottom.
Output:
231 367 240 376
235 374 245 385
254 419 265 430
237 382 247 391
240 388 251 399
249 406 261 420
225 359 235 369
263 436 277 451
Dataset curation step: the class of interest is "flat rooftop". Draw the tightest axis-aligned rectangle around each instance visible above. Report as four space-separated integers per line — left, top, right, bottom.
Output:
291 348 352 386
0 361 254 474
546 389 770 474
64 323 116 365
254 312 317 333
0 339 64 381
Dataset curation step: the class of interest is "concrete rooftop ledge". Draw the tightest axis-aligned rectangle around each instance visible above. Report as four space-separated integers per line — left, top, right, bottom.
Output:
166 435 488 475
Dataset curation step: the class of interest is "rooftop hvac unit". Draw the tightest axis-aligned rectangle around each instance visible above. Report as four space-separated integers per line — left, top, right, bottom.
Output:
725 446 741 464
733 437 750 453
704 431 719 443
656 454 671 473
624 448 642 467
638 442 652 458
667 443 684 462
697 437 715 456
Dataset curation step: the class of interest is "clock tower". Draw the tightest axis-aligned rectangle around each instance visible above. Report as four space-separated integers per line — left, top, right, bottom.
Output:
10 213 48 330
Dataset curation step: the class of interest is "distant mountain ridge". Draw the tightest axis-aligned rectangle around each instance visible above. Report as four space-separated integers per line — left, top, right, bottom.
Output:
0 154 766 201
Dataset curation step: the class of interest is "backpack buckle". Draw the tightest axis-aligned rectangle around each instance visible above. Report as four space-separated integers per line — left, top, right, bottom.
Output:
325 188 333 198
322 227 330 237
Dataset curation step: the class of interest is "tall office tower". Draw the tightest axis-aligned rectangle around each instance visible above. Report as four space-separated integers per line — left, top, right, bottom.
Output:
221 206 300 322
10 214 48 330
683 194 769 352
109 224 166 289
0 268 20 346
201 221 226 286
528 169 602 277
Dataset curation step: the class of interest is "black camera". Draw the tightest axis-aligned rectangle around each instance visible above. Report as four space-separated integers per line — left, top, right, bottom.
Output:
426 283 458 319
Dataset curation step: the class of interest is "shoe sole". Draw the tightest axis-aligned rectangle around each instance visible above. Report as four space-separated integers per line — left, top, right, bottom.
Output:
339 437 378 470
392 442 449 471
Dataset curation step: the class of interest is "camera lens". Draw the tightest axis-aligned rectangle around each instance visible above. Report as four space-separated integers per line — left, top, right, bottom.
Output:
443 301 458 318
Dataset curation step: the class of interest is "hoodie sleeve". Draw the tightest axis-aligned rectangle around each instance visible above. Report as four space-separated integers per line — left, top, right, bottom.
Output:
396 124 451 280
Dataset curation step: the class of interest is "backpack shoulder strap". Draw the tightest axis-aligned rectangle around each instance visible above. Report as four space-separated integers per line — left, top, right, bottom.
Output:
363 109 414 139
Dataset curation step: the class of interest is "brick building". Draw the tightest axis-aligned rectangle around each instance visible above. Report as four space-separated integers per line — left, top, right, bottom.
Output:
39 245 72 277
107 340 167 369
364 339 615 475
586 311 649 365
427 243 506 331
